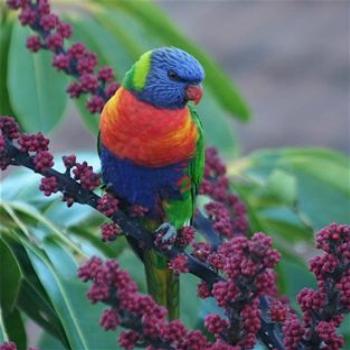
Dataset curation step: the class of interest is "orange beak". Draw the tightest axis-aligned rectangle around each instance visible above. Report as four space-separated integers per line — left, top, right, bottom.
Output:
185 84 203 105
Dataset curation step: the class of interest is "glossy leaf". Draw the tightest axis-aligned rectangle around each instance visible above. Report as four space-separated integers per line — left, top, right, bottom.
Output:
24 238 118 350
2 200 85 256
278 257 316 311
39 332 65 350
2 235 69 345
197 93 238 157
2 197 121 260
7 23 68 132
69 226 127 259
232 148 350 231
0 310 9 343
67 12 135 76
265 169 297 206
0 237 22 315
2 308 26 350
96 0 251 121
180 273 201 329
65 12 136 135
0 11 15 116
17 279 68 344
118 248 147 292
339 314 350 348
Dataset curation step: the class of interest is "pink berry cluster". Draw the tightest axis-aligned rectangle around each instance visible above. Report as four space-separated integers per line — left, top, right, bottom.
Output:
0 342 38 350
0 116 20 169
101 222 122 242
6 0 119 113
0 116 54 172
78 256 240 350
168 254 189 274
155 226 196 252
47 153 102 204
0 116 115 212
3 119 350 349
97 194 119 217
198 233 281 349
0 344 16 350
72 160 101 190
282 224 350 350
200 147 248 238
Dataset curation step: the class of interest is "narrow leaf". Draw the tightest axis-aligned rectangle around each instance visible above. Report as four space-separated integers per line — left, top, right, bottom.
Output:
0 12 15 116
0 237 22 315
23 237 118 349
2 308 26 350
0 309 9 343
7 23 68 132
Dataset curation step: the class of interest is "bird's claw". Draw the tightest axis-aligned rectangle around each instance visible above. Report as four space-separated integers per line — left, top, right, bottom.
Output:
155 223 177 248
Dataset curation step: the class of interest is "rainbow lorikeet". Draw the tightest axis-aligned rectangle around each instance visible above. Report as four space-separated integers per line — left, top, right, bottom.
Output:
99 47 205 319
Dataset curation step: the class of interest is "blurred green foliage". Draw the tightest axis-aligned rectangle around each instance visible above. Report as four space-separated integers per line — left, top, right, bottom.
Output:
0 1 349 349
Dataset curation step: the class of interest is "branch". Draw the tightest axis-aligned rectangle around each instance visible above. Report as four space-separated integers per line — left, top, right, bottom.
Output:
0 118 286 350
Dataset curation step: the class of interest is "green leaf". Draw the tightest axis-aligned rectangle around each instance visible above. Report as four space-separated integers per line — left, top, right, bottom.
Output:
197 93 238 157
67 12 135 76
255 206 314 243
69 226 127 259
0 237 22 315
7 23 68 132
234 179 314 250
17 279 68 344
24 238 118 350
2 308 27 350
118 248 147 292
0 12 15 116
2 236 69 344
65 11 136 135
278 257 316 311
0 309 9 343
0 152 100 205
97 0 251 121
265 169 297 206
233 148 350 230
42 199 101 230
75 96 100 135
2 200 85 256
180 274 201 328
39 332 66 350
339 314 350 348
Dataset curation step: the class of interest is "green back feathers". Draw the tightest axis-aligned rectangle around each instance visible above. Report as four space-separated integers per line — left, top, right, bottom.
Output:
123 50 152 91
164 107 205 228
189 106 205 195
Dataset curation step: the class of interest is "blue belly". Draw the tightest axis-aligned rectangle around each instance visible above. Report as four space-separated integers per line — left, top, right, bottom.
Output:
100 145 188 214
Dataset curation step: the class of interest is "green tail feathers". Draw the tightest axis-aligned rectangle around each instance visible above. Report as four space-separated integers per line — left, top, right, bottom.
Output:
140 107 205 320
144 249 179 320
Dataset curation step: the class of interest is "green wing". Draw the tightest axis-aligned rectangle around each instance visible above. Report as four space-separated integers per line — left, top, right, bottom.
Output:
164 107 205 228
189 106 205 202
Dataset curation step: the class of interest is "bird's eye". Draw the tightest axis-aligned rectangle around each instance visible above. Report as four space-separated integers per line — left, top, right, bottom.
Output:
168 70 180 81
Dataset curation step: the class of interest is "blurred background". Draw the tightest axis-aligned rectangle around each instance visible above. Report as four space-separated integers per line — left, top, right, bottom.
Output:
1 1 350 348
50 0 350 155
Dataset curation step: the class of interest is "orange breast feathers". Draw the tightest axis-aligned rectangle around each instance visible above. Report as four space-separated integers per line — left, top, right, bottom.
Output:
100 87 199 167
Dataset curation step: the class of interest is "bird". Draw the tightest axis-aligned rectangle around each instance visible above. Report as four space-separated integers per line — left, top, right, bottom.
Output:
99 47 205 319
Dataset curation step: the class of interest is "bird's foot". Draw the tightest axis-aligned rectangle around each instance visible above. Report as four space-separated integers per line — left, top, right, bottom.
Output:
101 182 118 196
154 222 177 250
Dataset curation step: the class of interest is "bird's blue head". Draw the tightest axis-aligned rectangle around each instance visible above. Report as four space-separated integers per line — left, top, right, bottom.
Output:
123 47 205 109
